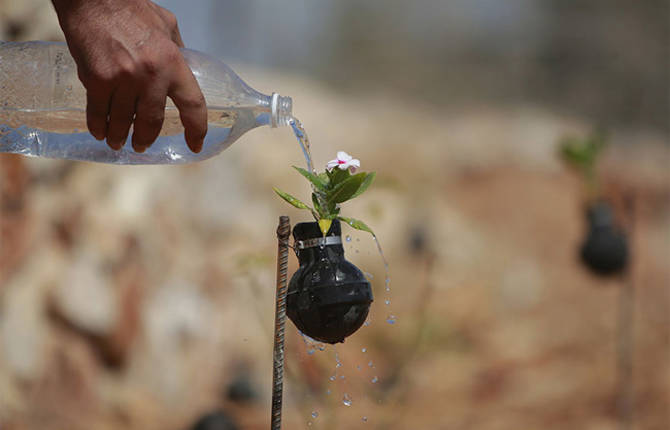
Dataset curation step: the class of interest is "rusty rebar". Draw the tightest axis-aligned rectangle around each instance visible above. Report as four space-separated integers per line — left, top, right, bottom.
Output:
271 216 291 430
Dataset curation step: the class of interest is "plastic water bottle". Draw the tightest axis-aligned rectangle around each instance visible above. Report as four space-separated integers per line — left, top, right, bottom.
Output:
0 41 292 164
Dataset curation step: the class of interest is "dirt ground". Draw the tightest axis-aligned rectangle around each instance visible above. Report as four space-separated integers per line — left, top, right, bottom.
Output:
1 60 669 430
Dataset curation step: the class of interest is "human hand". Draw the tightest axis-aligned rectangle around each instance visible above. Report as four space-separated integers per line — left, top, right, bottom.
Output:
51 0 207 153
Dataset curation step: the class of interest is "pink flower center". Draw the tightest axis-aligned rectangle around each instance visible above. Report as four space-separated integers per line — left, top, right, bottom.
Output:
338 160 346 164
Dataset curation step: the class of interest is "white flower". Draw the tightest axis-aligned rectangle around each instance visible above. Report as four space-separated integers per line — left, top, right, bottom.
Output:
326 151 361 173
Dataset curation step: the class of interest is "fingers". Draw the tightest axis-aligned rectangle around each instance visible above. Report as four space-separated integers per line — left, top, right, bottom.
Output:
86 87 111 141
132 82 168 153
106 84 137 150
168 60 207 153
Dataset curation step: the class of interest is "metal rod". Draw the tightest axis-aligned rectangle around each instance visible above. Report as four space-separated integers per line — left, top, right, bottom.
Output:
271 216 291 430
617 194 636 430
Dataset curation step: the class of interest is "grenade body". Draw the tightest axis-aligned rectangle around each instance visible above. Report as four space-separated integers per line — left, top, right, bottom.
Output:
287 220 373 344
580 201 628 276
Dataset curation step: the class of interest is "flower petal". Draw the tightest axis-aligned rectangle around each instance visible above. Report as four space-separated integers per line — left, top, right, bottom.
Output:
349 159 361 168
337 151 352 162
326 159 339 170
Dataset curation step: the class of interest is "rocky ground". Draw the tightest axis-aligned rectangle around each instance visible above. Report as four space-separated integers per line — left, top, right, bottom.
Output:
1 65 669 430
0 3 669 425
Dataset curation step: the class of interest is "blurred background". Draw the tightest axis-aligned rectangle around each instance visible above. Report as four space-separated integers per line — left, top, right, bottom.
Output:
0 0 668 429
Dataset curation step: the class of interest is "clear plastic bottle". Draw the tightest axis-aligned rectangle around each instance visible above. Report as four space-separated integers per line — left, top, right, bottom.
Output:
0 41 292 164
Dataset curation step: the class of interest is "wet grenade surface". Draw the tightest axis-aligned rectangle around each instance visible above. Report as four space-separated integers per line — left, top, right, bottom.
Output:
287 220 373 343
580 202 628 276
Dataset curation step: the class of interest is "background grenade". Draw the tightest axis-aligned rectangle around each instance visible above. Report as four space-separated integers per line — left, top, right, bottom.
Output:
580 201 629 276
287 220 373 344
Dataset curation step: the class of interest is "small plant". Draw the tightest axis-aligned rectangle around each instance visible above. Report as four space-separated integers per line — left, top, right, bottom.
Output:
273 151 376 236
559 130 607 198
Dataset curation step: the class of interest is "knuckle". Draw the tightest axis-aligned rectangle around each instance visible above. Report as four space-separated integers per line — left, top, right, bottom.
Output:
139 55 161 77
116 57 137 80
163 45 182 63
182 93 207 111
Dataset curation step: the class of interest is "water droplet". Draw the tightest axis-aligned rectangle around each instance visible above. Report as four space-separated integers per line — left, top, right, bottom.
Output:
345 235 352 242
307 421 312 427
336 362 342 368
361 348 367 353
329 373 336 381
386 315 396 325
362 416 368 423
368 360 374 367
311 411 319 419
356 365 361 371
326 389 331 395
371 376 379 383
340 375 345 380
363 320 371 327
343 393 352 406
384 299 390 305
307 348 315 355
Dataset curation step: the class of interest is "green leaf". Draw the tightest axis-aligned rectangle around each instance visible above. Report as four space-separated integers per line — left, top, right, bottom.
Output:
293 166 328 193
328 172 367 204
318 172 330 187
337 216 375 236
318 218 333 236
273 187 311 210
327 168 351 188
349 172 376 200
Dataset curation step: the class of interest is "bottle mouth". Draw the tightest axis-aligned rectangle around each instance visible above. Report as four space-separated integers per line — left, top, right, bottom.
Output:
271 93 292 128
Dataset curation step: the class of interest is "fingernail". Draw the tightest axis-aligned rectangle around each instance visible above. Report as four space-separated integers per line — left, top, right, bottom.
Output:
132 142 146 153
193 139 204 154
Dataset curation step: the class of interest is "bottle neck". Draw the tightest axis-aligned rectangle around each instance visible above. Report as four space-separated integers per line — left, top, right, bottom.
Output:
271 93 292 128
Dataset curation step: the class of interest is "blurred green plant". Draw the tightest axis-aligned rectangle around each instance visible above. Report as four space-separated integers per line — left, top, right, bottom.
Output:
273 151 376 236
559 130 608 198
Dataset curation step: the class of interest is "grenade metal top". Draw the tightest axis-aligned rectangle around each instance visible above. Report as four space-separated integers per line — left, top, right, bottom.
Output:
287 220 373 344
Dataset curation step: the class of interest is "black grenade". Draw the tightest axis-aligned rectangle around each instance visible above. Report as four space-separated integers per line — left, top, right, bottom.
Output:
287 220 373 344
580 201 628 276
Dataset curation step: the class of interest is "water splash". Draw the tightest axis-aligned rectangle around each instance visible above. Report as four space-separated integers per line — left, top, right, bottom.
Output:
372 236 390 291
289 117 314 173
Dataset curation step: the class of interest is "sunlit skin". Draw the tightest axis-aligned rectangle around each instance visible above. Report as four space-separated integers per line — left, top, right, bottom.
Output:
50 0 207 153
